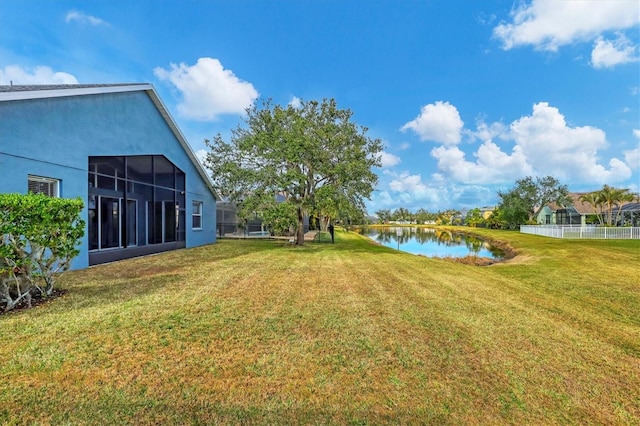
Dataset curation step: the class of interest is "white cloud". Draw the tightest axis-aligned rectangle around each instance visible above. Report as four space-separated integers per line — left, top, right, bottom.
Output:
379 151 401 168
493 0 639 51
154 57 259 121
369 172 498 212
389 173 427 193
431 143 532 184
509 102 631 182
289 96 302 108
401 101 463 145
0 65 78 85
623 149 639 171
384 172 443 208
428 101 631 186
626 130 640 171
369 190 397 210
468 119 508 143
65 10 109 26
194 149 208 167
591 34 639 69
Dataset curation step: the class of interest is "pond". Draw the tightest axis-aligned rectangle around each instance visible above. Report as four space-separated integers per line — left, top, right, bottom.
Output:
363 226 505 259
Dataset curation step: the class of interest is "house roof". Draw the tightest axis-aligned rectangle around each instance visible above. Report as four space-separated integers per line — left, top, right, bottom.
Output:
545 192 599 215
617 202 640 213
0 83 219 200
543 192 639 216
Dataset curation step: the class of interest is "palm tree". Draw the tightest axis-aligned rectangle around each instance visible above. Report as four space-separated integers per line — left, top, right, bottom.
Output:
598 185 633 226
612 189 635 226
579 192 604 225
465 208 484 228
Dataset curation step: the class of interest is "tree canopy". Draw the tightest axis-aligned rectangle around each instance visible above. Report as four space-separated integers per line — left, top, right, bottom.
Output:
205 98 383 244
497 176 570 229
465 208 484 228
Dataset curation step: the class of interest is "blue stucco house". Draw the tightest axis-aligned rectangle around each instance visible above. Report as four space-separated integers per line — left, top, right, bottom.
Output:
0 83 217 268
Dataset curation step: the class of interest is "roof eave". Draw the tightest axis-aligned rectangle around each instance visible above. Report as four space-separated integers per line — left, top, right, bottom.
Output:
0 84 153 102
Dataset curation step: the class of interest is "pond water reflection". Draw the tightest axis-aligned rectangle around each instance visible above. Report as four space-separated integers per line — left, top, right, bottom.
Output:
364 227 505 259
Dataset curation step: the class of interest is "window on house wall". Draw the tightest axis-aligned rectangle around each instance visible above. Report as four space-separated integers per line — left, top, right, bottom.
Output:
192 201 203 229
28 175 59 197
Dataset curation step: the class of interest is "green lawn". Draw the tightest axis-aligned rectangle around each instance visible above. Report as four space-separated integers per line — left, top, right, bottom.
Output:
1 228 639 424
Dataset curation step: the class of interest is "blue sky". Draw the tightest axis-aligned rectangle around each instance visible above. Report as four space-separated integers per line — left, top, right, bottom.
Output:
2 0 639 214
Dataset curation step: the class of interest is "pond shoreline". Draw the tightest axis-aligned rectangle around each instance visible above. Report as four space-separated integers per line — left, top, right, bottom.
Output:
357 224 518 266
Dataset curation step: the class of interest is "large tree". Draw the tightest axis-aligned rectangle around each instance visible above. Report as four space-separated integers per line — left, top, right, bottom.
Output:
205 98 382 245
497 176 570 228
392 207 413 223
375 209 392 224
414 208 434 225
495 191 530 229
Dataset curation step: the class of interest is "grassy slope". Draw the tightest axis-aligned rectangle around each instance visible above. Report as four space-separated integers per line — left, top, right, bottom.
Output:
1 229 639 425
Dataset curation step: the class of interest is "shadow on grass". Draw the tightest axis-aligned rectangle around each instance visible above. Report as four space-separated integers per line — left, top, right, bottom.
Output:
58 239 280 312
25 232 400 316
279 231 405 257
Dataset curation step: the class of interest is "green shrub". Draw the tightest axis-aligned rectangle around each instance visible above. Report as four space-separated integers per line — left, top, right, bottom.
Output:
0 193 85 311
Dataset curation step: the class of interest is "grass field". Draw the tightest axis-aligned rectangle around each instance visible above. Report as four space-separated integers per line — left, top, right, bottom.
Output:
1 228 639 424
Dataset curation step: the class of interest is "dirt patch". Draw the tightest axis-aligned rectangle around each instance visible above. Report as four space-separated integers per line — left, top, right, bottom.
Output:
433 255 498 266
1 288 66 315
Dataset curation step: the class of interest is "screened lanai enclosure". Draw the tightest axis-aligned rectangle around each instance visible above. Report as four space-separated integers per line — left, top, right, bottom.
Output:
88 155 186 265
615 202 640 227
216 200 241 237
555 207 582 225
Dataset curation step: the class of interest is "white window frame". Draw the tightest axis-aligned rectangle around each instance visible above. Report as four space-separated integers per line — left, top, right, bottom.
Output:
192 201 203 230
28 175 60 197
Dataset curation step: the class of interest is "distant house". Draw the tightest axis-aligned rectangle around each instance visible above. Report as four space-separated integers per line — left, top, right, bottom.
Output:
480 206 496 220
534 193 598 225
0 84 218 268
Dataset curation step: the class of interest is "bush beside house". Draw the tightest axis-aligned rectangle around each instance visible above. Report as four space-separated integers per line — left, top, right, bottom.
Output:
0 193 84 312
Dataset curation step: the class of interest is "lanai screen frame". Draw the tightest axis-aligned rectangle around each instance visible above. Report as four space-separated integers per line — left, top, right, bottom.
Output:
88 154 186 265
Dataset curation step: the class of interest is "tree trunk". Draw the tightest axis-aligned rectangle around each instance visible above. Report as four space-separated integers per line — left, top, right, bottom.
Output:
296 207 305 245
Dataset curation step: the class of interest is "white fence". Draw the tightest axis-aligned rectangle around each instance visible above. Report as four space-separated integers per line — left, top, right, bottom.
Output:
520 225 640 239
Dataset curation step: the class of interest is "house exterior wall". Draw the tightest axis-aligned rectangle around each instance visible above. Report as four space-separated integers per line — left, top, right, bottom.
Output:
481 208 495 220
536 205 590 225
535 206 555 225
0 90 216 269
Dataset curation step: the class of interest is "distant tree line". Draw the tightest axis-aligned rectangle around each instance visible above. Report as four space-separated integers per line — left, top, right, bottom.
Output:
374 176 638 230
374 208 463 226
